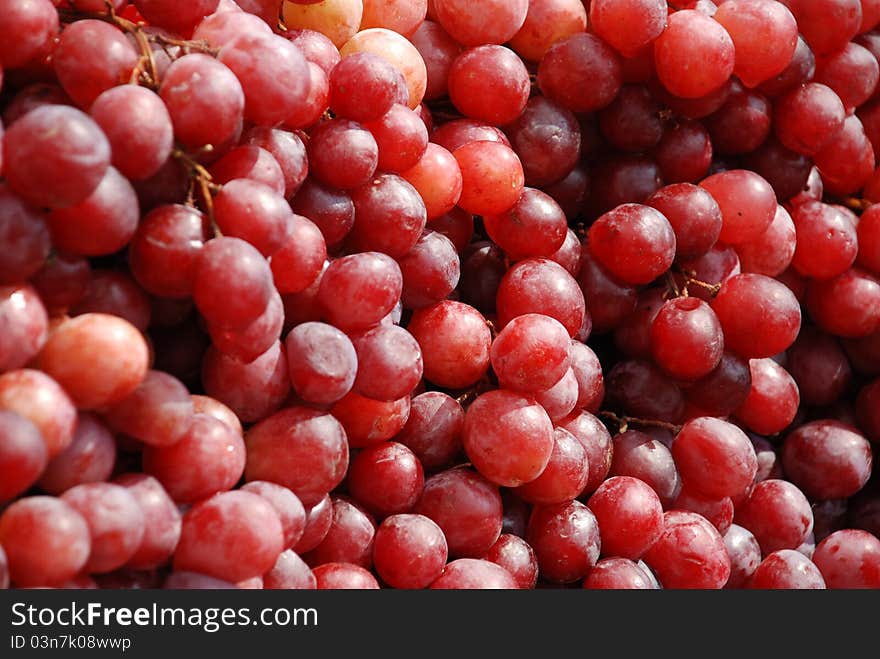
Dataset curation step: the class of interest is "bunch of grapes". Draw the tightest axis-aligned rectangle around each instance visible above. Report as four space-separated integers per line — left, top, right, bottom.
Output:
0 0 878 591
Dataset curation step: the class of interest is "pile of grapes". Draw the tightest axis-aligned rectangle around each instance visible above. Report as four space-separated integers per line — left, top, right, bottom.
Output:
0 0 878 591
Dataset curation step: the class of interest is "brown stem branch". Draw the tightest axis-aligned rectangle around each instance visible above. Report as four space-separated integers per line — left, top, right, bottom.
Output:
172 148 220 233
598 410 682 435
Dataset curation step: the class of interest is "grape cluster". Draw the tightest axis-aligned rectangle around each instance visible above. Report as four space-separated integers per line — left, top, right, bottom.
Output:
0 0 878 591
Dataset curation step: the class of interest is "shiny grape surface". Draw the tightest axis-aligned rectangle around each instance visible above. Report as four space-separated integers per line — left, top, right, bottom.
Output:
0 0 878 592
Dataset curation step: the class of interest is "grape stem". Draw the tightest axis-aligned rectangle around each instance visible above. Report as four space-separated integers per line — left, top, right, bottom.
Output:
832 196 873 213
668 266 722 298
172 148 221 234
60 1 217 90
598 410 682 435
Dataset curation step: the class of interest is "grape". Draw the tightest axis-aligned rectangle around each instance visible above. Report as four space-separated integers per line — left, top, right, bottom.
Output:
588 203 676 285
360 0 426 36
142 412 245 503
784 0 862 57
0 284 47 373
347 442 424 517
589 0 667 59
806 267 880 338
61 482 145 574
394 391 463 470
194 7 273 47
307 119 379 191
0 496 91 587
736 204 796 277
330 391 411 448
3 105 110 210
339 28 427 110
651 297 724 381
398 230 460 309
174 490 284 583
53 20 139 110
284 61 331 131
448 45 530 126
713 0 798 88
410 20 461 101
812 529 880 589
134 0 220 34
781 420 873 501
587 154 664 216
599 85 664 154
643 510 730 589
47 166 139 258
208 146 285 196
557 411 614 495
583 557 657 589
588 476 664 560
113 473 181 571
566 342 603 414
607 428 680 508
673 488 734 536
414 467 502 557
527 500 601 584
490 314 571 393
814 114 876 196
463 389 554 487
0 410 47 502
399 143 462 221
484 189 568 263
38 412 116 495
91 85 174 182
37 313 149 411
363 104 429 174
245 406 349 507
407 300 491 389
432 0 527 46
313 562 380 589
430 558 517 589
372 514 447 589
653 10 735 99
734 479 814 555
814 42 879 113
316 252 402 332
285 322 357 405
786 327 852 406
347 174 427 259
705 83 773 156
758 34 816 98
699 169 777 246
453 140 524 217
350 325 422 401
0 0 59 70
264 550 316 590
605 359 685 424
291 179 355 249
722 524 762 589
734 357 800 436
0 369 77 460
480 534 538 590
748 550 826 589
673 417 758 501
431 118 511 153
159 54 245 150
537 33 622 113
774 83 847 156
685 351 752 417
653 120 713 185
303 497 375 569
711 273 801 358
328 51 406 123
283 0 365 49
